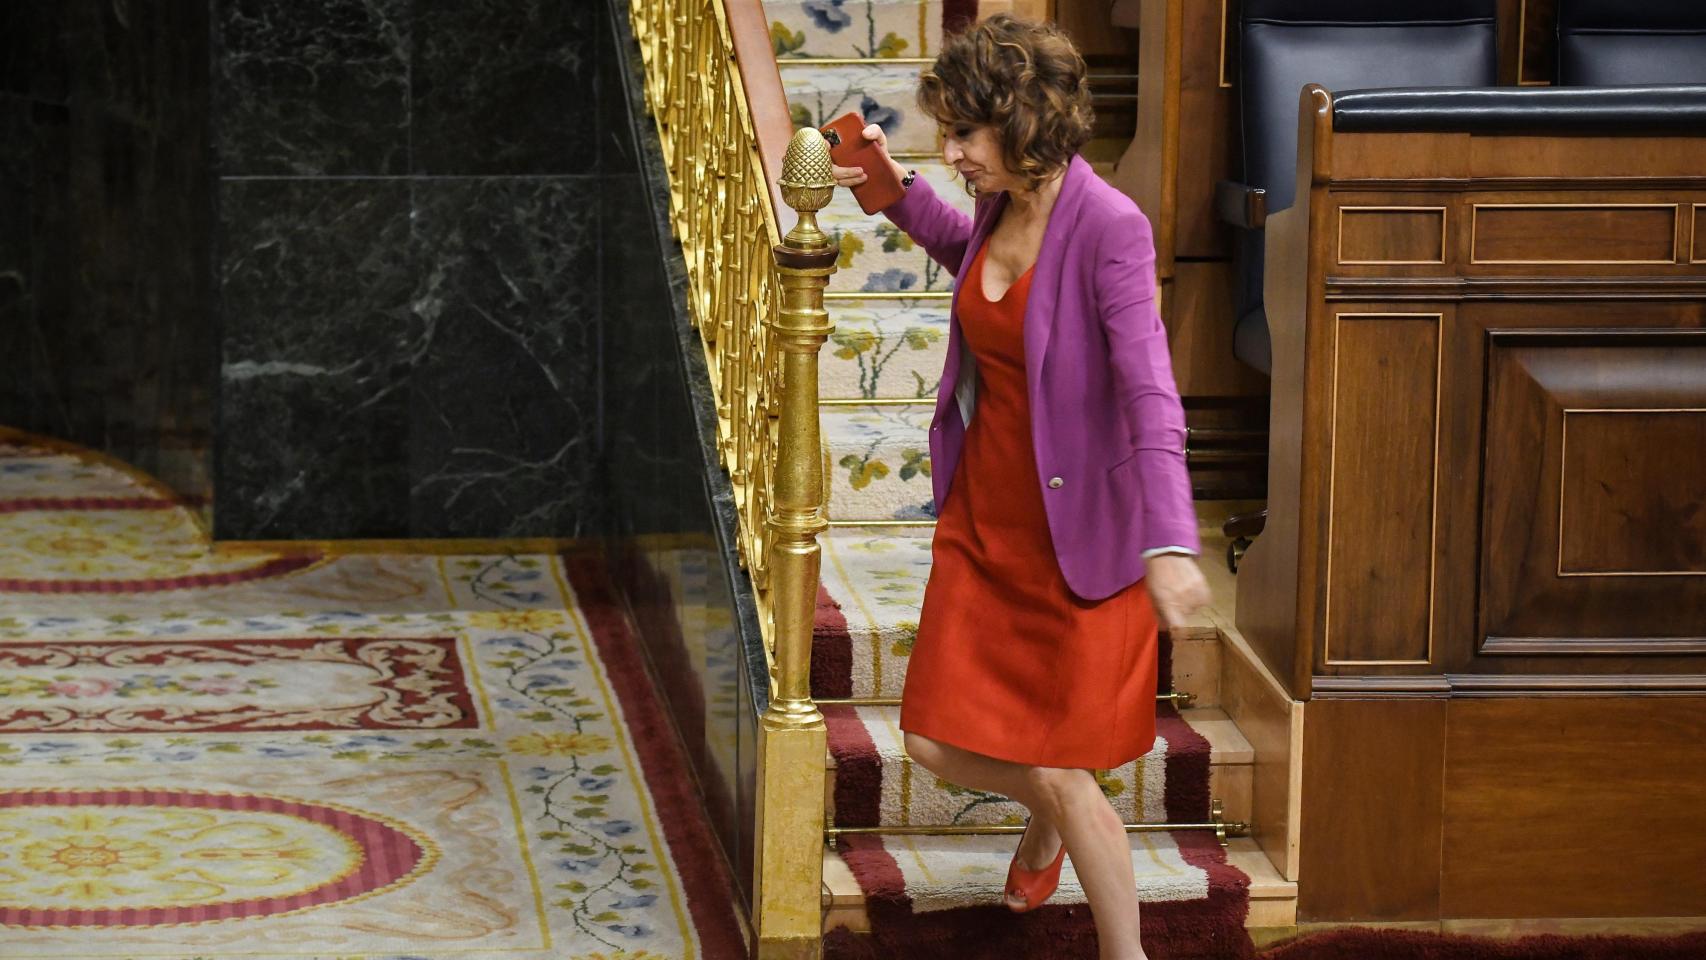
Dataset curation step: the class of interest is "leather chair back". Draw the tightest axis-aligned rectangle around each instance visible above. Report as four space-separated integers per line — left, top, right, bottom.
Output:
1232 0 1497 371
1556 0 1706 86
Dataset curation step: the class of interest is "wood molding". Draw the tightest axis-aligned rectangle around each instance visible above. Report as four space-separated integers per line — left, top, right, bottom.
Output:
1482 636 1706 656
1310 675 1452 698
1312 673 1706 698
1326 277 1706 301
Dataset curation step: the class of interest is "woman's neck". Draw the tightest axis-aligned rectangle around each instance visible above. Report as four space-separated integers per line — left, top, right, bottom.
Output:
1006 166 1067 219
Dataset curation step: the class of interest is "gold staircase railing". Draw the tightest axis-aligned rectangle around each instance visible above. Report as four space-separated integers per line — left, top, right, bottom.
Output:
627 0 835 956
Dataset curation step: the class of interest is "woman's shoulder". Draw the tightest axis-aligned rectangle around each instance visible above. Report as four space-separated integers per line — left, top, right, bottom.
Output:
1074 178 1154 257
1077 169 1151 232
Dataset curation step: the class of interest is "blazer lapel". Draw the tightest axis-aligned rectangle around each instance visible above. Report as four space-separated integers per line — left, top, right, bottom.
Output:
936 191 1009 427
1022 155 1090 405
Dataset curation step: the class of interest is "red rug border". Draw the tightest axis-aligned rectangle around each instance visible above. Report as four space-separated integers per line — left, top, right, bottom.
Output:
0 636 479 734
0 555 322 594
0 787 430 928
562 554 749 960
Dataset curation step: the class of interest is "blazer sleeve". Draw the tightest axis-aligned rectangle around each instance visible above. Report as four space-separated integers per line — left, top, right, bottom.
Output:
881 174 975 278
1092 210 1202 555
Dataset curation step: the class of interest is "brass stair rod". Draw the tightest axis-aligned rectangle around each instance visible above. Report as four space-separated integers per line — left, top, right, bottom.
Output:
827 802 1247 846
817 691 1196 707
825 821 1246 838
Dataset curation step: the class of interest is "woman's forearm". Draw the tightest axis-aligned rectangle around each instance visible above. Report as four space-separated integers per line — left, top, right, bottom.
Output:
882 174 975 277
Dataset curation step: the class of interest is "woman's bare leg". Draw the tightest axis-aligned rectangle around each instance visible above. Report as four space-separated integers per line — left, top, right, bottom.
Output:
904 733 1148 959
902 732 1064 903
1025 765 1148 960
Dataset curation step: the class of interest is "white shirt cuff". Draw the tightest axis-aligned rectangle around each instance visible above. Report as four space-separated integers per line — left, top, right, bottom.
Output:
1142 546 1198 559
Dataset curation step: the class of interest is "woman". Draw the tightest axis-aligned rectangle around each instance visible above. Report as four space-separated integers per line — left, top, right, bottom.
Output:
830 14 1211 960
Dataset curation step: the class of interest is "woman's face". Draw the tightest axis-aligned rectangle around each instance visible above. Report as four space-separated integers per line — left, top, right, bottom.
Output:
939 122 1019 194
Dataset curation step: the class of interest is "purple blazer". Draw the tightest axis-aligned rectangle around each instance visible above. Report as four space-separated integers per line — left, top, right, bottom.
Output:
883 154 1199 601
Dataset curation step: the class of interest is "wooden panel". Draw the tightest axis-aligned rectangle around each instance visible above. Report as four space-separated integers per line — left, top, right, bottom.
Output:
1693 204 1706 263
1333 132 1469 182
1052 0 1136 57
1516 0 1558 85
1442 697 1706 918
1169 261 1270 398
1338 207 1446 265
1299 699 1445 921
1479 331 1706 650
1221 629 1303 882
1472 204 1678 264
1559 410 1706 575
1467 137 1706 181
1324 313 1440 666
1173 0 1235 259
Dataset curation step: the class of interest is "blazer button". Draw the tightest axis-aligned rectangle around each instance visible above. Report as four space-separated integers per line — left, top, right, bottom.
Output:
1048 476 1064 489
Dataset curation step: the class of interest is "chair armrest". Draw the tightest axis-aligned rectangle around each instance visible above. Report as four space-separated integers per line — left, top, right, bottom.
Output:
1215 180 1267 229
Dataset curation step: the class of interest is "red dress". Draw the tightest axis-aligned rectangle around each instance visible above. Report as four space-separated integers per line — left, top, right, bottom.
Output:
898 237 1160 771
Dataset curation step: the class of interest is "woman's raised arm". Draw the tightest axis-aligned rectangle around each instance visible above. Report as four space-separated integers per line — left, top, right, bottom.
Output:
831 123 975 278
881 175 975 278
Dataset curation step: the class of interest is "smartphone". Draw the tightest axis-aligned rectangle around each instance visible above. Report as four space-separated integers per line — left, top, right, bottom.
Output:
820 112 906 215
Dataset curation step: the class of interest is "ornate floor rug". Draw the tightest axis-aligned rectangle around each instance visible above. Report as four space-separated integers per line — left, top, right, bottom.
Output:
0 436 743 959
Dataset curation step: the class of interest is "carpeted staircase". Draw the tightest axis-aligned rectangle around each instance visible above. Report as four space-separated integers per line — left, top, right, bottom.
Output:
765 1 1272 955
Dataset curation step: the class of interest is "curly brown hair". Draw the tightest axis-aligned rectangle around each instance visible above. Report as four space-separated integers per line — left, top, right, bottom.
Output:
916 14 1095 192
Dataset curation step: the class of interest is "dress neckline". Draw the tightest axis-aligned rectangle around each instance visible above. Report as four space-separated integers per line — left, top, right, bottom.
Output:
973 239 1036 305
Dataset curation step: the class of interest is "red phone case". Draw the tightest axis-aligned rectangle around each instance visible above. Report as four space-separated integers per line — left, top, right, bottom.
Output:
821 112 905 215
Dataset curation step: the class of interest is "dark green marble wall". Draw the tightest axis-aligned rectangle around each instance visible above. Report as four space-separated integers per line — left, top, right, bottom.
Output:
213 0 616 539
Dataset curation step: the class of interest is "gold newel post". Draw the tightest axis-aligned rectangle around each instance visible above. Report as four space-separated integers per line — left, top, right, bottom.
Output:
754 128 837 959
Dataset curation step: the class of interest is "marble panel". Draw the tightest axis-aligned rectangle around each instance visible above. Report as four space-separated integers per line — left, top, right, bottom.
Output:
411 0 596 176
407 177 600 538
601 177 706 537
4 2 68 102
214 0 410 176
595 1 637 176
216 179 414 538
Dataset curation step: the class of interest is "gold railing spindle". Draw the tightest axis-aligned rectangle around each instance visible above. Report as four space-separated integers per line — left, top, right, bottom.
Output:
755 127 836 960
624 0 832 954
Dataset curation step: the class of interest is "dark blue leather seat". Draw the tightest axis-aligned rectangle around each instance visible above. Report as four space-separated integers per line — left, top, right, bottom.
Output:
1222 1 1498 373
1556 0 1706 86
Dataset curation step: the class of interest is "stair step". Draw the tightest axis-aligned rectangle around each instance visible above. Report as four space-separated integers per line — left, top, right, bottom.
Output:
782 60 939 156
815 532 1227 703
824 704 1251 828
819 299 948 402
824 405 935 523
822 829 1260 936
815 529 934 700
768 0 944 61
822 163 972 293
1229 837 1299 928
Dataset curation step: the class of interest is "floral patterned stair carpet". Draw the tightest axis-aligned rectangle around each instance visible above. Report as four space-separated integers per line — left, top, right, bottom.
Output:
0 434 742 960
762 3 1255 957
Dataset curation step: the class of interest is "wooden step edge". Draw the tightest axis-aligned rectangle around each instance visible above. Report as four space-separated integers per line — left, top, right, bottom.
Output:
822 844 873 934
1178 706 1254 765
821 837 1297 933
822 706 1258 827
822 704 1256 769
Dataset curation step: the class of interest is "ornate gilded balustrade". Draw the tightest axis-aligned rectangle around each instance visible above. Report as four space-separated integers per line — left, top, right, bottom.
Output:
626 0 833 956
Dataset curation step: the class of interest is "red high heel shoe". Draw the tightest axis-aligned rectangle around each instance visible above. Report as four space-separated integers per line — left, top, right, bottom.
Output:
1004 819 1066 913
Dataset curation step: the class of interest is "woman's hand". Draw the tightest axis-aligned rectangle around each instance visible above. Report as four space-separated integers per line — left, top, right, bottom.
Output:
830 123 910 191
1144 554 1212 630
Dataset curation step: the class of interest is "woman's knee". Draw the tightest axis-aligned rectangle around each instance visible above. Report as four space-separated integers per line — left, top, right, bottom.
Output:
1022 765 1093 818
903 732 948 773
